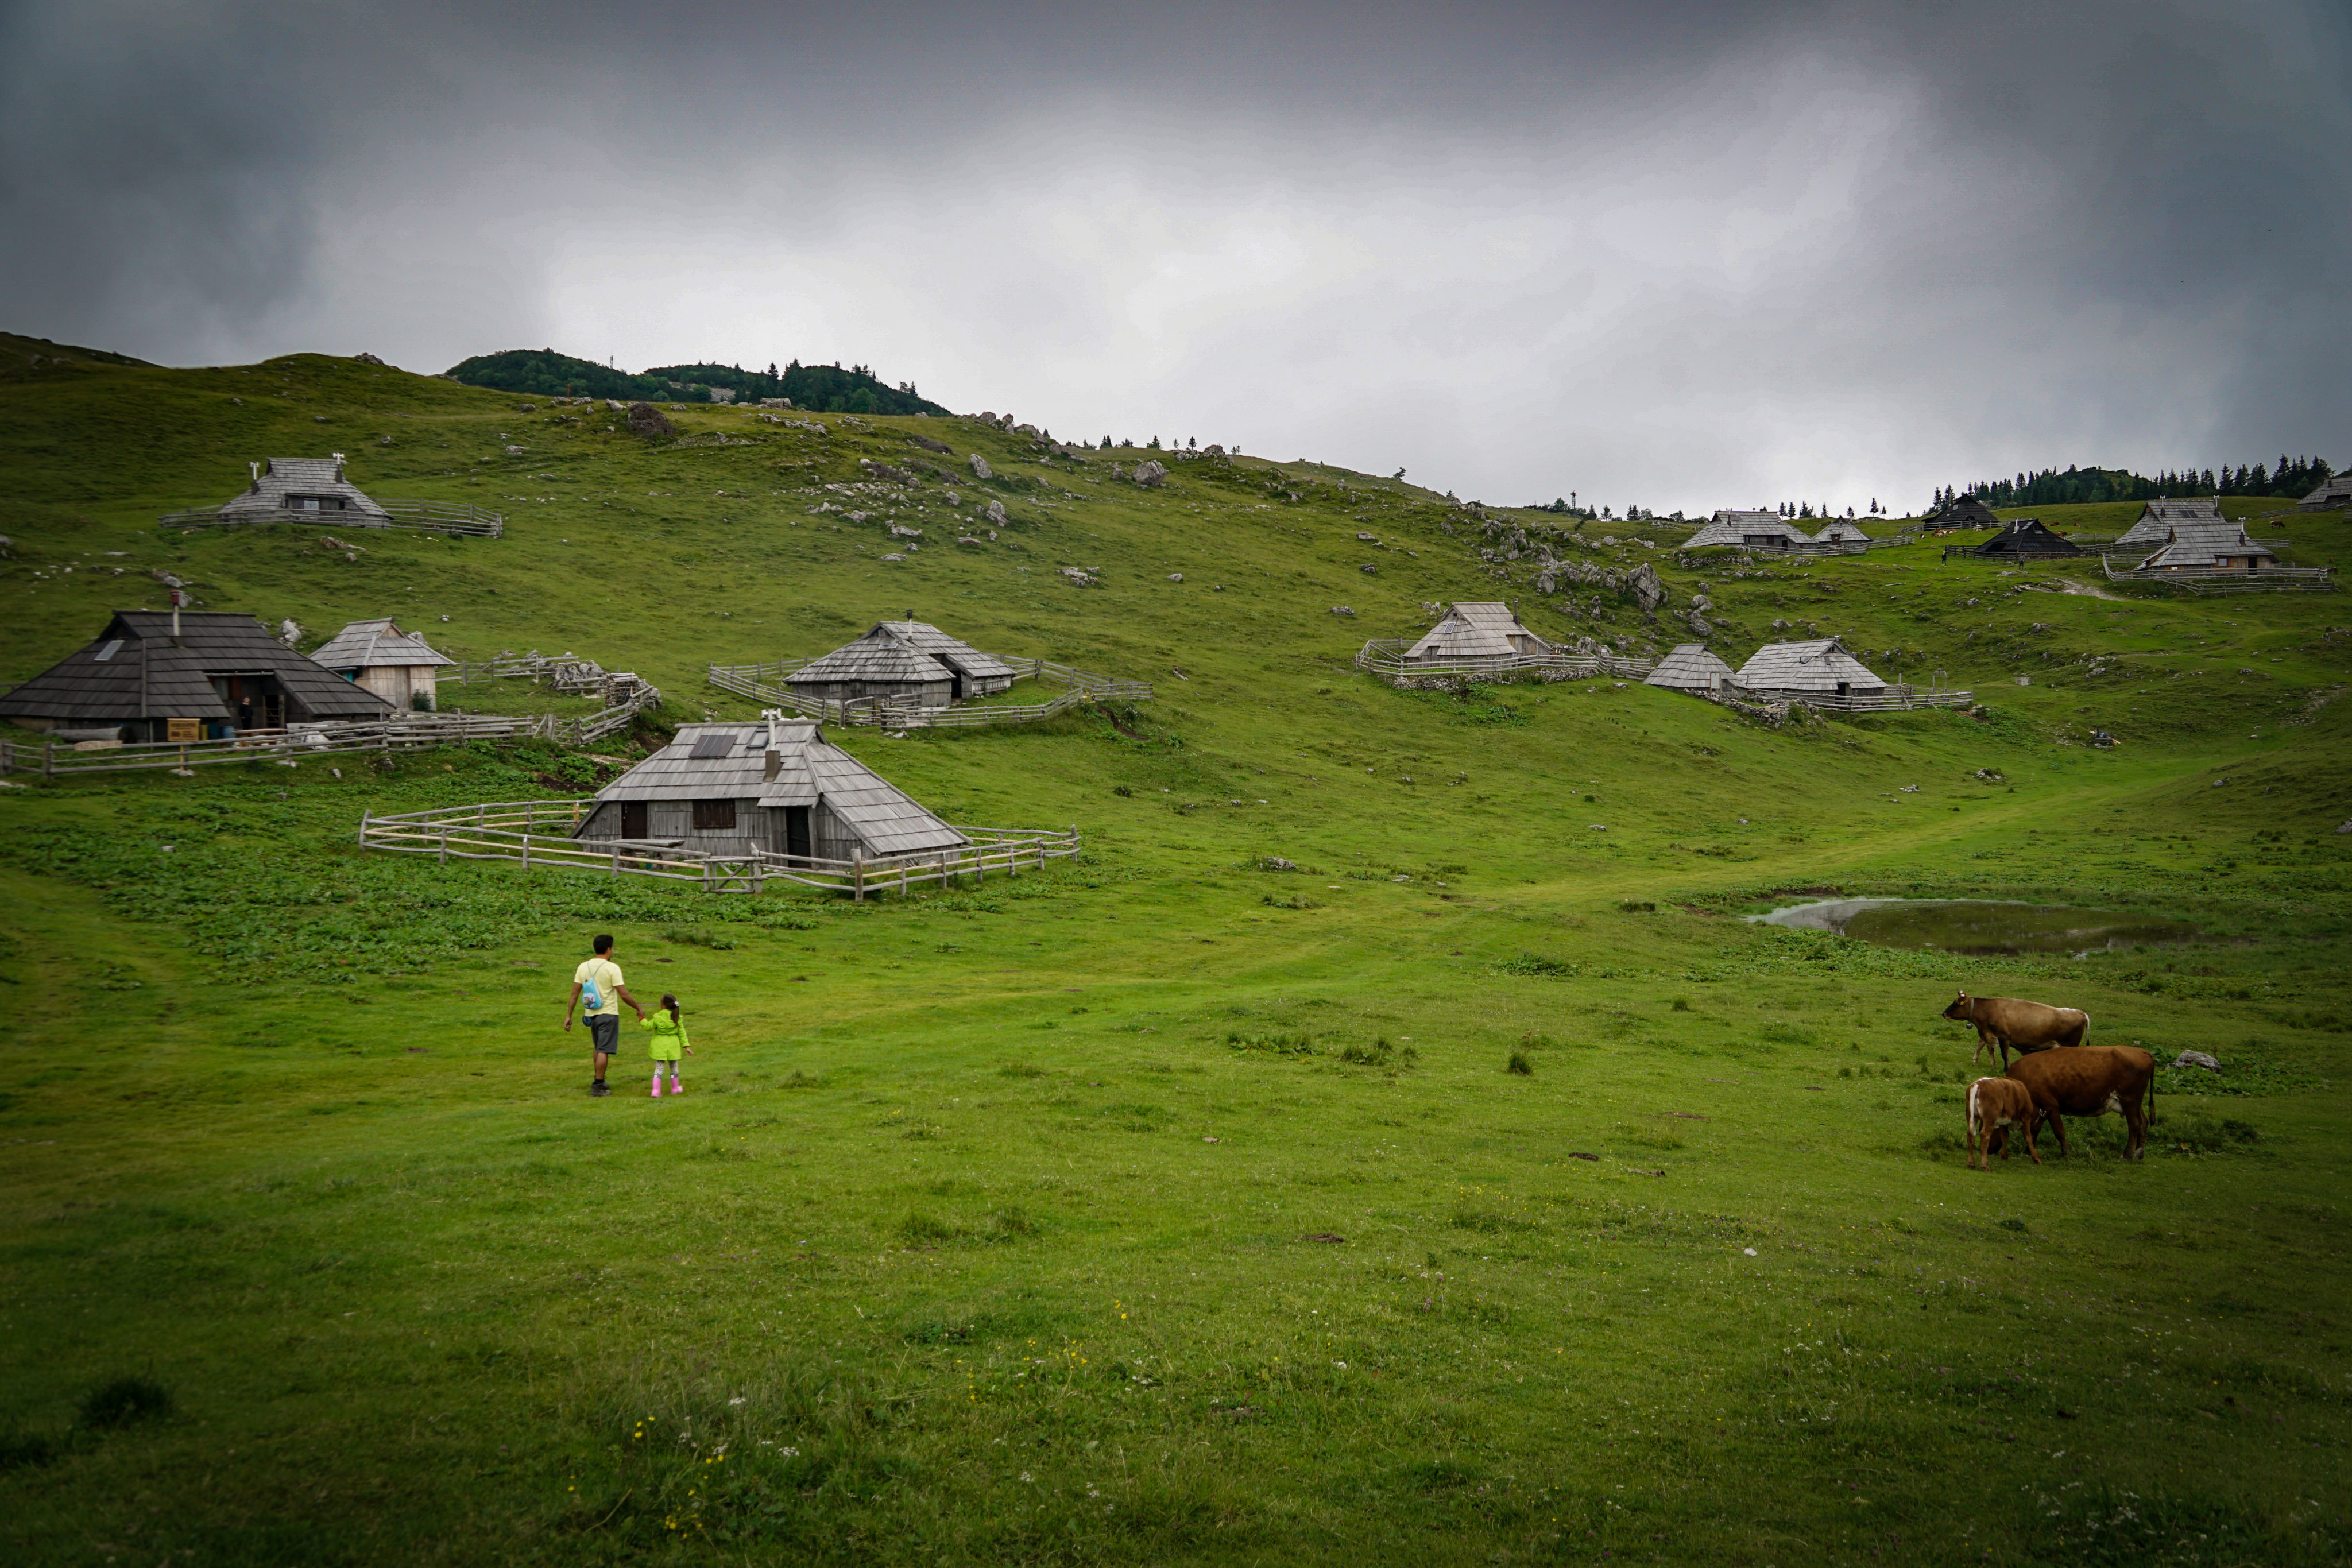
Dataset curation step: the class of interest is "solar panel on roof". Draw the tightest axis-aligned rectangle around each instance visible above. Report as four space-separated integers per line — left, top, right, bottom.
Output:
688 733 737 759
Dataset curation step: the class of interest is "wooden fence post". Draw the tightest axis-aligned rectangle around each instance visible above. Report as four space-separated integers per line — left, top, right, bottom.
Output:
438 826 448 865
853 850 866 902
44 740 53 781
359 808 371 846
521 835 530 874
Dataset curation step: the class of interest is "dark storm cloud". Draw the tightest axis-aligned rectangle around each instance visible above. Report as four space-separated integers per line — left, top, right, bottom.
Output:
2 1 2346 512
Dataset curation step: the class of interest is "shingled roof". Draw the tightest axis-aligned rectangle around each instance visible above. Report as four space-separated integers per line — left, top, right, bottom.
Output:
1403 602 1550 661
1684 510 1812 548
1643 643 1738 694
787 628 960 687
216 456 391 522
1970 518 2083 557
2136 521 2278 570
1927 495 2003 530
2299 473 2352 510
584 717 966 857
2115 496 2221 548
0 611 396 726
1733 637 1888 695
1808 518 1872 545
309 618 455 671
883 618 1018 682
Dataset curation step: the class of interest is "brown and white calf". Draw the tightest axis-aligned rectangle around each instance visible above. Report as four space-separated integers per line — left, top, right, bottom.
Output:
2004 1044 2156 1161
1966 1077 2041 1170
1942 992 2090 1067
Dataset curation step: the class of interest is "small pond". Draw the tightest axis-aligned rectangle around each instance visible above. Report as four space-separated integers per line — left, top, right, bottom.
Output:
1749 898 2199 954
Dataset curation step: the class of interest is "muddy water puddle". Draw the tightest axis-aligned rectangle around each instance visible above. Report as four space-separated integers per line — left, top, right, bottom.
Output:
1750 898 2198 954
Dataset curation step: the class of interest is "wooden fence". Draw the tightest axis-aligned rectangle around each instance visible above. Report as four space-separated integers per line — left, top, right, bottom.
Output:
157 500 505 537
2100 560 2334 593
1353 641 1657 685
1730 682 1974 712
705 655 1152 728
2 695 655 780
357 799 1082 897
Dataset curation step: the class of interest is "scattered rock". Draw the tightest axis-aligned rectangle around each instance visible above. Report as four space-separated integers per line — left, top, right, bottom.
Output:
2210 777 2228 788
1772 618 1790 630
958 535 985 546
1168 572 1184 582
908 435 952 455
1330 606 1355 616
1359 563 1377 575
2171 1050 2222 1073
888 524 923 539
354 351 385 365
1260 857 1298 871
1059 566 1099 587
860 458 915 485
945 490 961 505
1356 532 1379 543
986 500 1008 526
2016 674 2032 686
969 453 993 479
2337 820 2352 834
1132 459 1167 488
626 402 676 438
277 618 302 645
152 570 183 587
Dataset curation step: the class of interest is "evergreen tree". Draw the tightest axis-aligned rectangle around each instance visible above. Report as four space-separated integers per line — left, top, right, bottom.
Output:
1100 435 1111 448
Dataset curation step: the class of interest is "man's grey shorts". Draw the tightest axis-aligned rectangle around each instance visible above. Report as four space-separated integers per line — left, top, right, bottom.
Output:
586 1014 621 1055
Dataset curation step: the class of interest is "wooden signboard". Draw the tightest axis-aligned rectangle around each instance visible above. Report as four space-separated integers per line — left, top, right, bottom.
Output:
167 718 200 742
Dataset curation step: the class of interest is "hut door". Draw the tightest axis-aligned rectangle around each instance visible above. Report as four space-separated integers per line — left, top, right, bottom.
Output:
1836 681 1851 696
950 671 966 701
782 806 813 863
621 802 648 839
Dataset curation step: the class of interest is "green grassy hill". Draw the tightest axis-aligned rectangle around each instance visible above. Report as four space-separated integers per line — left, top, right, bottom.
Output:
1 350 2349 1564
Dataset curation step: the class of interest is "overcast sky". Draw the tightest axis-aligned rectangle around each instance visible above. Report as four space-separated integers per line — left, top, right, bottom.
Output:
4 0 2347 513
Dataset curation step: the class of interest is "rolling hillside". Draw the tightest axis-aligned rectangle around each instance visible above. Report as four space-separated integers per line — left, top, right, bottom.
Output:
1 347 2348 1565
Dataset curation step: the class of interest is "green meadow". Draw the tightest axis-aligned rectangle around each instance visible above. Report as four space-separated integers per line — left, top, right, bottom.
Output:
2 343 2349 1565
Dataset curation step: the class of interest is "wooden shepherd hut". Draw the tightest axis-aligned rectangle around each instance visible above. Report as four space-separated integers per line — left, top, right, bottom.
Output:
215 455 393 524
1809 517 1871 545
1682 510 1813 549
1732 637 1889 701
788 616 1018 707
308 618 454 711
2114 495 2221 549
2297 473 2352 512
571 713 967 864
1925 494 2003 531
1643 643 1738 696
1402 602 1553 668
0 610 394 740
2134 521 2278 574
1968 518 2083 559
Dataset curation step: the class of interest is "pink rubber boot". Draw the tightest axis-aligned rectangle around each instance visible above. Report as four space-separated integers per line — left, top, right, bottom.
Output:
650 1073 663 1098
668 1075 684 1096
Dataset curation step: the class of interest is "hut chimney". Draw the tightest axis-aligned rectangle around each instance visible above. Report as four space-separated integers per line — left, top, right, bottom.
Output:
332 451 346 480
764 748 782 781
247 460 261 493
169 588 184 644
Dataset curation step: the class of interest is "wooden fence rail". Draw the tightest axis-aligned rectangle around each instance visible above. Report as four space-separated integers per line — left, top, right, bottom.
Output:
1353 641 1656 684
157 500 505 537
2100 560 2334 593
1730 683 1974 712
357 800 1082 896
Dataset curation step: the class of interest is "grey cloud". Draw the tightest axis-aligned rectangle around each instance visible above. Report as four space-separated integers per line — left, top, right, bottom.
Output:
2 0 2346 512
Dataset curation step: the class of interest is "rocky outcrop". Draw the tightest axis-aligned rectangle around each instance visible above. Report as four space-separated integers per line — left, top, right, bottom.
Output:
969 454 993 479
1132 460 1167 488
626 402 676 438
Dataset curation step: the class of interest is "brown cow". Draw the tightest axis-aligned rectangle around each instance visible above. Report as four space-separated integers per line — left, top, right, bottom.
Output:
1966 1077 2041 1170
1942 992 2090 1067
2004 1045 2155 1161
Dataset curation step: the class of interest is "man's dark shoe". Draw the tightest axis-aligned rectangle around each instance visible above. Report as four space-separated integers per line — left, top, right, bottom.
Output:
591 1081 610 1097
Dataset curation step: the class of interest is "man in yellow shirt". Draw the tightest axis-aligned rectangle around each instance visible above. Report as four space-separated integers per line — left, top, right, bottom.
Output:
563 933 645 1097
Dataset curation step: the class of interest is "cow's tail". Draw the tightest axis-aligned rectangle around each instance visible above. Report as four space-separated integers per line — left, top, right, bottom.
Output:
1966 1080 1982 1141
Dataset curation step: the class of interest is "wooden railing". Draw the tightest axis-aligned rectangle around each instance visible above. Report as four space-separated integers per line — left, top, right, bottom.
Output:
1353 640 1656 684
705 653 1151 727
357 800 1082 897
2101 560 2333 593
1730 683 1974 712
157 499 505 537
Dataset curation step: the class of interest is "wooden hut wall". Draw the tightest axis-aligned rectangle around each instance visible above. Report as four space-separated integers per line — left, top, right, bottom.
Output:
791 673 955 707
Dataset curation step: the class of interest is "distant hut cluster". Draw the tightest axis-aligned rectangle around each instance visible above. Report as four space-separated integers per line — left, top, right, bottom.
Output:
1645 636 1958 710
788 616 1018 708
571 713 967 865
0 611 394 741
2299 473 2352 511
1681 509 1848 549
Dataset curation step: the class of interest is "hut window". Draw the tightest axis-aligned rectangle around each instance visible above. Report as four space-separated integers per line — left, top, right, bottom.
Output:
92 639 123 663
692 799 737 830
286 495 346 512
